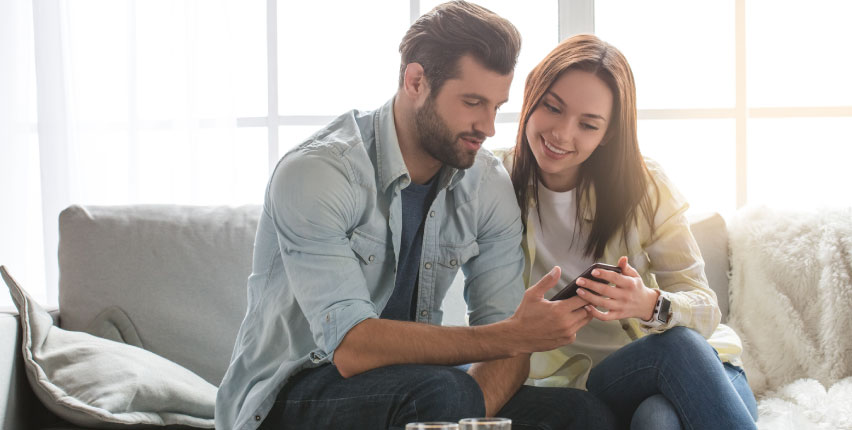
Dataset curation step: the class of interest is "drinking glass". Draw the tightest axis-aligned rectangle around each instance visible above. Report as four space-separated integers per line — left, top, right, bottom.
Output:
458 417 512 429
405 422 460 430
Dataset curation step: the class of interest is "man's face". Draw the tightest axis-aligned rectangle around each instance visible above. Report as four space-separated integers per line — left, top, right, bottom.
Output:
414 55 513 170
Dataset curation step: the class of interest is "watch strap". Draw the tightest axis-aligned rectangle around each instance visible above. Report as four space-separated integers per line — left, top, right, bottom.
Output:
641 290 671 329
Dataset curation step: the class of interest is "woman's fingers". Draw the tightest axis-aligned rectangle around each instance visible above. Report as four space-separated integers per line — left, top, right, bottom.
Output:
618 256 641 278
576 277 620 298
584 304 619 321
576 285 613 308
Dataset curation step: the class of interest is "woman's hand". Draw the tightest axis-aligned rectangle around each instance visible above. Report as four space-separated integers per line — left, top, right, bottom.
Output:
575 256 659 321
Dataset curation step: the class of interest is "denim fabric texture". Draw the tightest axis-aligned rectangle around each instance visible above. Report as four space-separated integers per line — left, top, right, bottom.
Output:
215 99 525 430
587 326 758 430
260 364 617 430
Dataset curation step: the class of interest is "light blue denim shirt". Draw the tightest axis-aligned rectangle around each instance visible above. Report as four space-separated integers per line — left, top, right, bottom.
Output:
215 99 525 430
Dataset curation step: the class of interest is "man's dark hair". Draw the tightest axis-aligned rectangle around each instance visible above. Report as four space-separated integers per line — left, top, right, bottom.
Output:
398 1 521 96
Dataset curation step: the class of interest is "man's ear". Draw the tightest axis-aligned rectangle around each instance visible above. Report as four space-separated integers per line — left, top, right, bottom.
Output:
402 62 429 99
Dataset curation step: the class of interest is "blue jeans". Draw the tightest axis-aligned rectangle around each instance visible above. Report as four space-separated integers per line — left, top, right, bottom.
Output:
586 326 758 430
261 363 617 430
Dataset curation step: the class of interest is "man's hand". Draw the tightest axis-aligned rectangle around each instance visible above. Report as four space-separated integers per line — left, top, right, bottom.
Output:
333 266 593 379
505 266 593 353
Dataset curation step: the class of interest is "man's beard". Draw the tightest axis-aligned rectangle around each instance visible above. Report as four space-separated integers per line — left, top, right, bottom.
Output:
414 96 485 170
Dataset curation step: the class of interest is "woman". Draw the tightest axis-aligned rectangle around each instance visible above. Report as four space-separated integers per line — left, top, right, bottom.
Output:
503 34 758 429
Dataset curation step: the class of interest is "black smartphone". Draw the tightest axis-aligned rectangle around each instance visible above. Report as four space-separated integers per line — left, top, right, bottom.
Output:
549 263 622 301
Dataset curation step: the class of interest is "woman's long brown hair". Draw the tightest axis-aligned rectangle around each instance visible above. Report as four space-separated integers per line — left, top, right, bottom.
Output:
511 34 659 259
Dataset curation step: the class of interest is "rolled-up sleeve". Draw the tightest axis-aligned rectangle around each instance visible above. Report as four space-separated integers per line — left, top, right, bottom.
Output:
463 157 525 327
268 149 378 358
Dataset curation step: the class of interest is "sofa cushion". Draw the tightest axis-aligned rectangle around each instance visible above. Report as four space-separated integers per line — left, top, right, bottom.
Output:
1 265 216 429
686 212 730 322
57 205 260 386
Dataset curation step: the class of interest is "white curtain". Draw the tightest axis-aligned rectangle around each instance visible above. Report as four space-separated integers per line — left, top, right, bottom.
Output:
1 0 267 309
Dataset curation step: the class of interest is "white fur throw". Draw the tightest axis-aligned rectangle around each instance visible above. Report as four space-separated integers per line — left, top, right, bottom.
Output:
727 206 852 397
756 377 852 429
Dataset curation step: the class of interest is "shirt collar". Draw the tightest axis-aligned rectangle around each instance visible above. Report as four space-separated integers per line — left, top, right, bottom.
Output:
375 97 466 193
375 98 409 193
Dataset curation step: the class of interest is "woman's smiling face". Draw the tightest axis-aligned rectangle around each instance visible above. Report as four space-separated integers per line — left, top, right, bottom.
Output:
525 69 614 192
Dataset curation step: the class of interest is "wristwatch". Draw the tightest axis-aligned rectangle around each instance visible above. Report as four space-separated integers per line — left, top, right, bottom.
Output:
642 291 672 328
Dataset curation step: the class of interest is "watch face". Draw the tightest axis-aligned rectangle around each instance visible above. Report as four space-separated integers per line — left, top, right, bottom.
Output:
657 297 672 323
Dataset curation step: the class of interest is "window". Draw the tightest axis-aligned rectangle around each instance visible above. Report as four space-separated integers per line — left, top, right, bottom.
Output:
596 0 852 214
3 0 851 308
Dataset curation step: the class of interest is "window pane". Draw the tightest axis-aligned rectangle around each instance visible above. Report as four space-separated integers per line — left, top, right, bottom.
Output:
74 128 267 206
278 1 409 115
134 128 267 205
74 130 133 205
68 1 266 121
638 119 737 215
747 1 852 108
135 0 266 121
748 118 852 208
66 0 130 122
595 0 735 110
192 128 268 205
196 0 267 118
421 0 558 113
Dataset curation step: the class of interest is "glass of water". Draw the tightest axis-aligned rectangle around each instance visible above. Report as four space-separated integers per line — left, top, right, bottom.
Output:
405 422 460 430
458 417 512 429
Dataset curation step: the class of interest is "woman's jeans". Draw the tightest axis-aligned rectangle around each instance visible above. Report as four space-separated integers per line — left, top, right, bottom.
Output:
260 363 617 430
587 326 758 430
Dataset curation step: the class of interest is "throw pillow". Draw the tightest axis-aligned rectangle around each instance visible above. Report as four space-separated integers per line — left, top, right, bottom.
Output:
1 265 216 429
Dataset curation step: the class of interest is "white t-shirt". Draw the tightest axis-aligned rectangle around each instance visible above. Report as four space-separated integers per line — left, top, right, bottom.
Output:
530 182 632 369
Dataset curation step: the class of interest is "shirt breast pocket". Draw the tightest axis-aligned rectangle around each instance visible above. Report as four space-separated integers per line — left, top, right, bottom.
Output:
436 241 480 289
349 228 388 266
349 228 396 304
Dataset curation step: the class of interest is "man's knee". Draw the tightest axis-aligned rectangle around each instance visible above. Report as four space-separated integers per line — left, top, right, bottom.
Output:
502 386 617 430
408 366 485 420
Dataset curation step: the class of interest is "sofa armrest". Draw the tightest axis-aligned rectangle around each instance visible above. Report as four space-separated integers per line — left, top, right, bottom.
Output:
0 308 59 430
1 309 34 430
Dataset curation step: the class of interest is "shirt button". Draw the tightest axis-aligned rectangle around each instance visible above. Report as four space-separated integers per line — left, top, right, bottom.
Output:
450 259 457 267
255 415 261 421
326 314 330 322
420 310 428 317
429 211 436 217
424 262 432 269
368 255 375 262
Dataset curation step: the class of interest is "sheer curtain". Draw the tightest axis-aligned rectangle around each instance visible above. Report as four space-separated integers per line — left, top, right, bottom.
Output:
1 0 45 307
1 0 267 309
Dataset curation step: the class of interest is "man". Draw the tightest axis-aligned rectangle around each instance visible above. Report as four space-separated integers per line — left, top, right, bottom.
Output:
216 2 616 429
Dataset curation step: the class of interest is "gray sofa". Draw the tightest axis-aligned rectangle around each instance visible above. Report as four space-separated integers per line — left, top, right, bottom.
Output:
0 205 731 429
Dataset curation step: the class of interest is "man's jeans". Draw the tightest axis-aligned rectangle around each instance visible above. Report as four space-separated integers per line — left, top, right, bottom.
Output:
261 363 617 430
587 326 758 430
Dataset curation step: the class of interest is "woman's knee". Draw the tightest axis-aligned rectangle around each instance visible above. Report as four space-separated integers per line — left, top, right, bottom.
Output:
655 326 706 348
630 395 682 430
644 327 717 365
